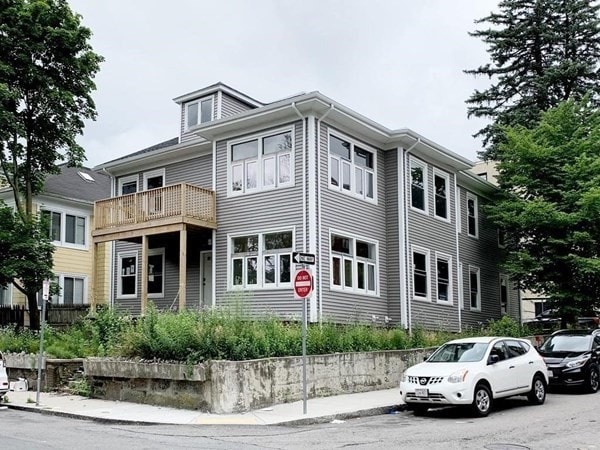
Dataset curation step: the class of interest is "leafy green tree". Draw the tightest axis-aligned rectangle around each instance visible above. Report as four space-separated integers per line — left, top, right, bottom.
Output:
466 0 600 159
486 99 600 324
0 0 102 329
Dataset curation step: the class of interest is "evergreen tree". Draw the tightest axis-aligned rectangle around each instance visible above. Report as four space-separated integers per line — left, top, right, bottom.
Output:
0 0 102 329
466 0 600 159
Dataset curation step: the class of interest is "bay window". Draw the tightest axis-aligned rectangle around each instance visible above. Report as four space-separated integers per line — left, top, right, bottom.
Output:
329 134 376 201
229 129 293 195
230 230 293 288
330 231 378 295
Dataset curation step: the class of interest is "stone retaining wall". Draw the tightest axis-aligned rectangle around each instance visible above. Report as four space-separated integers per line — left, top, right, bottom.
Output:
84 349 432 414
4 354 83 390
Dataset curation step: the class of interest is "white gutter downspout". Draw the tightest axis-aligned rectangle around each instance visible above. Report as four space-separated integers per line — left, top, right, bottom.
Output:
454 175 462 332
400 139 420 332
316 105 334 323
291 103 307 255
212 140 217 307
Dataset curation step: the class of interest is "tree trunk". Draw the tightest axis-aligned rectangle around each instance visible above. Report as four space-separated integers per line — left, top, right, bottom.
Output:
27 292 40 331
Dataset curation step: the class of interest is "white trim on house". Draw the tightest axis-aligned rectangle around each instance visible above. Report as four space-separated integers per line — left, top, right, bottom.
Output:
117 251 138 300
327 129 378 205
435 252 453 305
226 126 295 197
398 147 408 328
411 245 430 302
409 156 428 215
433 168 451 223
329 228 380 297
469 265 481 311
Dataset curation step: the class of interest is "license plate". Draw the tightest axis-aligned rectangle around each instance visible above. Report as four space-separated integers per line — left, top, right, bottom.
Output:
415 388 428 397
547 370 553 378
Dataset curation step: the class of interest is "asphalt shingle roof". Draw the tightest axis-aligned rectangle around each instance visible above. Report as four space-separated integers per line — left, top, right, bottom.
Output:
43 164 111 203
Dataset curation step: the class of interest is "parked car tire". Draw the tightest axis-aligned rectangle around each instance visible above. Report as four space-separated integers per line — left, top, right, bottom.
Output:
586 366 600 394
527 374 546 405
411 405 429 416
472 383 492 417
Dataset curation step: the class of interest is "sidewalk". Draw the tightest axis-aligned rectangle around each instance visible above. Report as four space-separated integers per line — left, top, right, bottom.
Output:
2 388 404 426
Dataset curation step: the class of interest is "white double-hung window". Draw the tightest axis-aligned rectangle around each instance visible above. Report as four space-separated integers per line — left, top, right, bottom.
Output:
330 231 378 295
230 230 293 289
329 133 376 202
229 129 293 195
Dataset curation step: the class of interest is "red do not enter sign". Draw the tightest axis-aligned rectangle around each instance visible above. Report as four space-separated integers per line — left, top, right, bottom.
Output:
294 268 313 299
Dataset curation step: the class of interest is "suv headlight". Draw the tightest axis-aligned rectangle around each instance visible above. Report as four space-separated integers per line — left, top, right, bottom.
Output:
447 368 469 383
566 354 591 369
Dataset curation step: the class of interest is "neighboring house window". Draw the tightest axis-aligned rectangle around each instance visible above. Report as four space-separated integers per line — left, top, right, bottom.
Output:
41 210 86 247
412 247 430 300
500 275 509 315
230 230 293 288
62 276 85 305
329 133 376 201
118 252 138 298
434 170 449 220
330 231 378 295
410 158 427 212
119 175 138 195
229 129 293 195
467 193 478 238
0 285 10 306
186 97 213 129
436 254 452 303
469 266 481 310
148 248 165 298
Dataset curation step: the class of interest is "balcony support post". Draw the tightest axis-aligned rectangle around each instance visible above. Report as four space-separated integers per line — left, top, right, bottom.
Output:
141 234 148 315
179 225 187 311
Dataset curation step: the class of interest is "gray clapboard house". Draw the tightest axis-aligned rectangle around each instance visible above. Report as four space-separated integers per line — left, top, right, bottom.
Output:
92 82 517 332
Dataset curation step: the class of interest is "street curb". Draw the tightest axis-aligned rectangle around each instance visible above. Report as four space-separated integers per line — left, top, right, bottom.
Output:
274 404 407 426
5 402 407 426
5 404 163 426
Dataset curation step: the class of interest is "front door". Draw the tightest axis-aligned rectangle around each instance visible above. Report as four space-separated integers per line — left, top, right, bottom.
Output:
200 251 213 308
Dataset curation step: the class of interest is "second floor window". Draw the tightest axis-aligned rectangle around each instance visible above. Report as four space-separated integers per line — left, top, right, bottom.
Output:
410 158 427 212
434 171 449 220
467 193 478 238
229 129 293 195
42 210 86 247
329 134 375 201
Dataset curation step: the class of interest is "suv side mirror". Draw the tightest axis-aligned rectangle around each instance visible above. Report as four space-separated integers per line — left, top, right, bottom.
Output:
488 354 500 365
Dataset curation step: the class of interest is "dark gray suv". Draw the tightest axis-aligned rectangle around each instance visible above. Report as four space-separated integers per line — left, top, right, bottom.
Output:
538 329 600 393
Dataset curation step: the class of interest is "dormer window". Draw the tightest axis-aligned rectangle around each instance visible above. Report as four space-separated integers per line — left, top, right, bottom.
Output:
186 97 213 129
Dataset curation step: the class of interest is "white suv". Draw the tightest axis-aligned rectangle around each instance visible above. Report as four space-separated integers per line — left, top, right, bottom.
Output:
400 336 549 416
0 352 8 399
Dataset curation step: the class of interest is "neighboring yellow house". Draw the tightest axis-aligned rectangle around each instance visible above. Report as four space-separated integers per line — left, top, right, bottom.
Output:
0 165 111 308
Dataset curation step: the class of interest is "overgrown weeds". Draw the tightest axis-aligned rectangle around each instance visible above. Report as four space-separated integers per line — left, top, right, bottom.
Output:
0 304 532 363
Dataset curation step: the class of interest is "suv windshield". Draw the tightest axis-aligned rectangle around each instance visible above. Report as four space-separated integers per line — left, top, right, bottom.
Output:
540 335 592 353
428 342 489 363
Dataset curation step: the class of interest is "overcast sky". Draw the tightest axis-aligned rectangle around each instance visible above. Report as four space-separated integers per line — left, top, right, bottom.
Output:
67 0 500 168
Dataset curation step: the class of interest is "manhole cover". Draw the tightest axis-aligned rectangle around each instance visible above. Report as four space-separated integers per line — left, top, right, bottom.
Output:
485 445 530 450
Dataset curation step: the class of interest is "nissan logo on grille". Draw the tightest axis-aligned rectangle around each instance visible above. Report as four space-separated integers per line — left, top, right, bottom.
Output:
419 377 428 385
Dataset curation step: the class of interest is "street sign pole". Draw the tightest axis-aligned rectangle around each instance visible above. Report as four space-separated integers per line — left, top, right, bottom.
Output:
293 265 313 415
302 287 307 415
37 279 50 406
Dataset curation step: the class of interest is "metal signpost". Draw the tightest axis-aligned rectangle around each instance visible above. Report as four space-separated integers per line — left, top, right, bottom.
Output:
37 279 50 406
293 252 315 415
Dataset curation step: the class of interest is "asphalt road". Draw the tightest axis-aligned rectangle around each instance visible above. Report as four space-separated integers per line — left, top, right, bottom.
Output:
1 389 598 449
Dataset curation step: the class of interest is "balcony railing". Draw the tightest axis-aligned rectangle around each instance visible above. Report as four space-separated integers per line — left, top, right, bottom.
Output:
94 183 216 233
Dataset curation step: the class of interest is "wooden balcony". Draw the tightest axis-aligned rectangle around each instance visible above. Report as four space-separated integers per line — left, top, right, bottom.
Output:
92 183 216 243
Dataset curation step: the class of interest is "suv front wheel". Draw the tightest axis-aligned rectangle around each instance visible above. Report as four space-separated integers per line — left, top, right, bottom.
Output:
587 366 599 393
472 383 492 417
527 374 546 404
